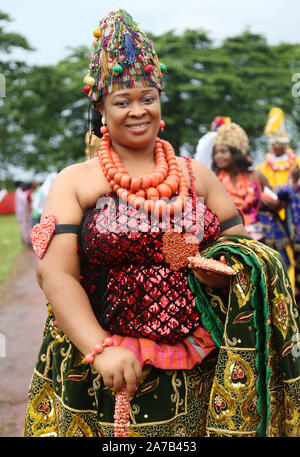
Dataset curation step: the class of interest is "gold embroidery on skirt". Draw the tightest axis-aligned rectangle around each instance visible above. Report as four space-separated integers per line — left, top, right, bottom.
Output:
208 378 236 430
272 289 290 340
66 415 94 437
224 352 254 401
241 388 260 429
29 382 56 431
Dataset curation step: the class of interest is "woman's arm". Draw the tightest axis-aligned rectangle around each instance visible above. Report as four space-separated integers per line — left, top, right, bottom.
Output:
184 160 248 289
255 170 285 212
36 165 141 398
255 169 269 190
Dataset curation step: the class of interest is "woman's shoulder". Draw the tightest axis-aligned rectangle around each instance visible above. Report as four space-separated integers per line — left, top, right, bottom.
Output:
45 159 111 214
53 158 108 190
177 156 216 199
55 159 98 181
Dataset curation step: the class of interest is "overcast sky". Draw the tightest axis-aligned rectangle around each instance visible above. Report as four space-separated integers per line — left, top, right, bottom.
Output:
2 0 300 66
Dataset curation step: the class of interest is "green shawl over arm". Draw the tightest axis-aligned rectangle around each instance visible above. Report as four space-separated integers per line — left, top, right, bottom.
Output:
188 235 300 437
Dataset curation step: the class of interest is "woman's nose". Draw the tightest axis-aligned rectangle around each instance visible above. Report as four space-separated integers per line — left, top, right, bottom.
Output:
129 102 146 117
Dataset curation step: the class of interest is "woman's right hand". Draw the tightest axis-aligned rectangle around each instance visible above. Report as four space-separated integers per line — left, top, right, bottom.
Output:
92 345 142 400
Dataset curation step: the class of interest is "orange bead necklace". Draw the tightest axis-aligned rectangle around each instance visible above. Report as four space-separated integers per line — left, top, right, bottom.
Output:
98 133 189 217
217 169 256 212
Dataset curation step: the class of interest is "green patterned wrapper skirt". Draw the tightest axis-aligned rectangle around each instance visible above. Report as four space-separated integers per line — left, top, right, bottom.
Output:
24 236 300 437
23 307 217 437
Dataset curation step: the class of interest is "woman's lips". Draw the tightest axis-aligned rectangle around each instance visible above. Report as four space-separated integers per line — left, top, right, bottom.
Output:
127 123 150 134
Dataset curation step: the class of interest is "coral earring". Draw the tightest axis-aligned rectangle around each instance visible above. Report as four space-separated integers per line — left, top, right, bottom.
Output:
160 120 165 132
100 125 109 135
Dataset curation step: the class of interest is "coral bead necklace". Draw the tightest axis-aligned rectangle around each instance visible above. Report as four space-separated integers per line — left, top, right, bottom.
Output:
217 169 256 212
98 133 189 216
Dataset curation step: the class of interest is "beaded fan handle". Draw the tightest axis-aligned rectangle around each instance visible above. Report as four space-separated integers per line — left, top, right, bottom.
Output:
188 253 236 276
114 389 131 437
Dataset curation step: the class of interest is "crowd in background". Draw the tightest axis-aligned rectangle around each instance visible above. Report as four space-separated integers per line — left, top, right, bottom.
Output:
13 173 57 248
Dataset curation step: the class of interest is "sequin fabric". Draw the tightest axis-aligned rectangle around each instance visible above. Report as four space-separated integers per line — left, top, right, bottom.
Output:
78 192 220 344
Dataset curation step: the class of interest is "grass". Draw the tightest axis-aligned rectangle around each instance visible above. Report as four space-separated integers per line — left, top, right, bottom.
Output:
0 214 23 284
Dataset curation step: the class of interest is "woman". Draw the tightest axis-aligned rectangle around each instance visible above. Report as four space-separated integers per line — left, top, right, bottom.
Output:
211 122 295 278
24 9 300 437
212 122 271 234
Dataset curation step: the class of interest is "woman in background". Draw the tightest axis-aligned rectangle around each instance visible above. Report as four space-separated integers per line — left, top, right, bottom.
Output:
210 122 295 281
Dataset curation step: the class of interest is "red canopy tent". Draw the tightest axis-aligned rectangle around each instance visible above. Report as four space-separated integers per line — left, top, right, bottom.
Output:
0 192 15 214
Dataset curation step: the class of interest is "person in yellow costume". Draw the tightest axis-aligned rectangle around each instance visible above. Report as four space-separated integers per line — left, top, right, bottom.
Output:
257 108 300 192
256 108 300 288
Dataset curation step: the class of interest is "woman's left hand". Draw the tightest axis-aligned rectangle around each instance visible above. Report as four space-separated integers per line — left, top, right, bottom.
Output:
188 255 231 290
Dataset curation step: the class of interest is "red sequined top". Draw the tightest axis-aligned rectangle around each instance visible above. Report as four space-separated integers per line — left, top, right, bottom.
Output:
78 181 220 345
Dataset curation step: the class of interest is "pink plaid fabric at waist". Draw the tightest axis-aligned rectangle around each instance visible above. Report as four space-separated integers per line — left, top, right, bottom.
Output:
111 326 216 369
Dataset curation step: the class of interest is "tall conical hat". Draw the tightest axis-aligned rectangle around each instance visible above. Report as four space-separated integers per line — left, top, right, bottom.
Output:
83 9 166 102
264 107 289 146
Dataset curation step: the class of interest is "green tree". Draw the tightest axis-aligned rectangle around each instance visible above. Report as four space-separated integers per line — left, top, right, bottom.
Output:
1 11 300 174
0 11 32 54
150 29 214 154
0 10 34 177
152 29 300 160
0 10 90 174
11 46 90 172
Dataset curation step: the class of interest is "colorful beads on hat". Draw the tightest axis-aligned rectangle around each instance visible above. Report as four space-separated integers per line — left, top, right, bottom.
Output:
83 85 90 94
160 63 167 73
93 28 101 38
86 76 96 87
144 64 154 73
86 9 165 101
113 64 123 74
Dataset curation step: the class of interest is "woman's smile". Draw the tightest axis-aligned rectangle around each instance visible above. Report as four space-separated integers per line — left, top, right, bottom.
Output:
126 122 151 134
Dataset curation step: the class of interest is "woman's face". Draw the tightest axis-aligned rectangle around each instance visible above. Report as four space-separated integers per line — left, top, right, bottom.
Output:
213 144 233 170
98 86 161 151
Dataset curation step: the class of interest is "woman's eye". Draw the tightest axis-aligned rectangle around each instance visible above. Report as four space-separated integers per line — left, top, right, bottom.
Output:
143 96 155 104
115 100 129 107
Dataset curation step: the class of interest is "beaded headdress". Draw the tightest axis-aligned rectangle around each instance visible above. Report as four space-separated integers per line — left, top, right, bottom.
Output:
83 9 166 102
264 107 289 146
214 122 249 155
194 116 231 168
210 116 231 132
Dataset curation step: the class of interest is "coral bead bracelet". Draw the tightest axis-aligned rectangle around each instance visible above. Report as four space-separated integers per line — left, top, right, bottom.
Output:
84 337 115 364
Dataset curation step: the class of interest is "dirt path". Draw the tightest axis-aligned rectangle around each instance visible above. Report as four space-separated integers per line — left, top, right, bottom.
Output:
0 249 47 437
